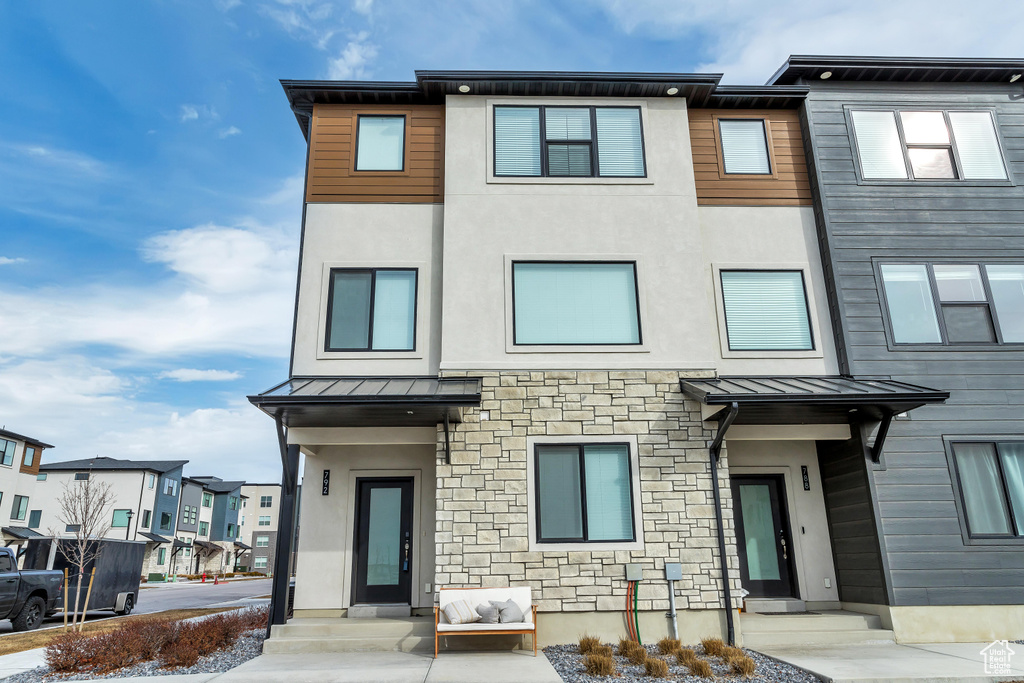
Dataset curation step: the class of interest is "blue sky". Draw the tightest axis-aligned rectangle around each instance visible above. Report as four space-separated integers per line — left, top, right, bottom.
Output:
0 0 1019 483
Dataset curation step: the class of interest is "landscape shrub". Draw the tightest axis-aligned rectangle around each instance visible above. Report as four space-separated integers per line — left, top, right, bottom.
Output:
593 644 613 658
90 630 143 673
657 636 680 655
676 648 698 666
731 655 757 676
618 638 641 659
700 636 725 657
721 645 745 662
44 630 91 673
644 657 669 678
583 653 616 676
687 658 714 678
577 634 600 654
625 644 647 666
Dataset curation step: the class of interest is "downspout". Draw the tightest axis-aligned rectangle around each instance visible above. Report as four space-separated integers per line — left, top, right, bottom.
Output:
709 402 739 646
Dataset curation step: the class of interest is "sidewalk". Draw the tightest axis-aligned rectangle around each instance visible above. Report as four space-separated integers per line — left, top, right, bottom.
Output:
758 642 1024 683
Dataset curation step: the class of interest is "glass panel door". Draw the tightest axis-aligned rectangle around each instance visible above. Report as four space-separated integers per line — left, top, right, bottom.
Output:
731 475 796 598
353 478 413 604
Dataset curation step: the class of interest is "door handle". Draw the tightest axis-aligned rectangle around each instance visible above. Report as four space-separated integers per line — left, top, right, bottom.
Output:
779 530 788 561
403 540 410 572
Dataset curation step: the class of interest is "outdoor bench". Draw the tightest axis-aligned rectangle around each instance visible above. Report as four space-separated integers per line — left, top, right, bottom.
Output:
434 586 537 657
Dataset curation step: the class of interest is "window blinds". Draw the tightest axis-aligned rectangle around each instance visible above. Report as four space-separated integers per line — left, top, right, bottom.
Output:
537 446 583 539
851 110 908 178
328 271 372 349
954 443 1013 535
879 264 941 343
355 116 405 171
513 262 640 345
583 445 633 541
720 271 812 350
371 270 416 350
987 265 1024 342
718 119 771 174
494 107 541 176
596 108 644 176
948 112 1007 180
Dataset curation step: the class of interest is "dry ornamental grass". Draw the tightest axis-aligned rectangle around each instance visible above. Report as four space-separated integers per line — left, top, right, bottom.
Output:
583 653 616 676
722 645 745 662
618 638 641 658
593 644 613 658
625 644 648 666
676 648 698 666
656 636 680 654
700 636 726 657
731 654 758 676
687 657 714 678
577 635 600 655
644 657 670 678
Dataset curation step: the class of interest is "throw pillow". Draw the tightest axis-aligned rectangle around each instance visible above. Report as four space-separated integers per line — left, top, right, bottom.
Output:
476 603 500 624
489 598 525 623
442 599 480 625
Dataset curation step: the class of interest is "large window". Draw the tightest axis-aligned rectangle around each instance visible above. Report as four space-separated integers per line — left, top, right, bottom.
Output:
494 106 645 178
354 115 405 172
718 118 771 174
260 495 273 508
256 535 270 548
879 263 1024 345
535 443 635 543
28 510 41 529
720 270 813 351
258 515 271 527
326 268 417 352
163 478 178 496
254 556 268 569
11 496 28 522
229 496 239 511
512 262 641 346
227 523 236 539
952 442 1024 538
22 446 36 468
111 509 131 528
0 440 14 467
159 512 172 531
850 109 1007 181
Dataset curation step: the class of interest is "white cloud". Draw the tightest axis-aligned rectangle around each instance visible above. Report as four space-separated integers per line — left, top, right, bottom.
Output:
590 0 1024 83
180 105 199 122
5 143 107 177
159 369 243 382
219 126 243 138
217 0 242 10
179 104 218 123
352 0 372 15
259 0 337 49
0 257 26 265
328 32 378 80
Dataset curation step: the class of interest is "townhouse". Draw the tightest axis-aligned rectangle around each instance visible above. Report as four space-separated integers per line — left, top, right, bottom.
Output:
250 63 997 652
236 483 283 574
0 428 52 550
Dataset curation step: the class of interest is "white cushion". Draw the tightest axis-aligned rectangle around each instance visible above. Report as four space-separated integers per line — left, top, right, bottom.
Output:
438 587 532 625
436 621 534 632
441 599 480 625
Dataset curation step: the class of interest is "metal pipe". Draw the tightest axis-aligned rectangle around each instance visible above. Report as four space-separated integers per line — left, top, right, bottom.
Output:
709 402 739 646
667 579 678 640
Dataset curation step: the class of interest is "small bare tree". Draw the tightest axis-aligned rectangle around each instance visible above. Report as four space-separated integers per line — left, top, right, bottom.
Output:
51 473 114 630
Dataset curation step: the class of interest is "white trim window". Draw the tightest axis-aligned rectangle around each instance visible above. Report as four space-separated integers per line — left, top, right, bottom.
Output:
850 109 1007 181
720 270 813 351
254 556 268 569
256 535 270 548
718 119 771 174
354 115 405 172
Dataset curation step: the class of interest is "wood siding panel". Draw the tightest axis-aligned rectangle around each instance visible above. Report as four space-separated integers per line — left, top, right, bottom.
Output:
306 104 444 203
803 82 1024 606
689 109 813 206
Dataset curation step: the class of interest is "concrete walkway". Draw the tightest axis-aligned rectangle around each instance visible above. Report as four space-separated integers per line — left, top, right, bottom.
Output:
758 642 1024 682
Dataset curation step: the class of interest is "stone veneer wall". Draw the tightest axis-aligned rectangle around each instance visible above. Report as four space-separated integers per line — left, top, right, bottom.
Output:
434 370 741 613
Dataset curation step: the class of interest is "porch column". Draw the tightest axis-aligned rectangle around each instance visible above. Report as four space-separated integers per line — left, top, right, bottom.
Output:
269 443 300 628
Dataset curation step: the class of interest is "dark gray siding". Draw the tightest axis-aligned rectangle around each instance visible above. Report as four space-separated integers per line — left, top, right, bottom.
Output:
176 481 202 533
803 81 1024 606
246 530 277 574
153 466 184 534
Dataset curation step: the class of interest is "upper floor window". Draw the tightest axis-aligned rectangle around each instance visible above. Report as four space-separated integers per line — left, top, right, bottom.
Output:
354 115 405 171
879 263 1024 345
0 440 15 467
256 535 269 547
720 270 813 351
718 118 771 174
36 473 46 481
535 443 635 543
141 509 151 527
111 509 131 528
952 441 1024 538
512 262 641 346
260 495 273 508
199 521 209 536
28 510 41 529
163 478 178 496
258 515 271 526
326 268 417 352
850 109 1007 181
159 512 172 530
202 492 213 507
148 473 155 489
22 446 36 468
229 496 239 511
74 472 89 481
10 495 28 522
494 106 645 178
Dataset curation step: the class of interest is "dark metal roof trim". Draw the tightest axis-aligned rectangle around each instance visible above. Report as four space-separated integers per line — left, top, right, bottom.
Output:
704 85 809 109
2 527 47 540
40 457 189 474
139 532 171 544
249 376 482 405
194 540 223 552
0 429 54 449
768 55 1024 85
234 541 252 550
681 375 949 405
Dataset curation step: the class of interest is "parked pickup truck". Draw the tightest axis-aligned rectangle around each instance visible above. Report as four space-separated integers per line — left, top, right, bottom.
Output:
0 547 62 631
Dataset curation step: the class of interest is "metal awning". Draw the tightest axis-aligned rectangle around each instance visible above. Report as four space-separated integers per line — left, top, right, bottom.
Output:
681 376 949 425
2 527 47 540
234 541 252 551
194 540 222 553
248 376 483 428
139 532 171 544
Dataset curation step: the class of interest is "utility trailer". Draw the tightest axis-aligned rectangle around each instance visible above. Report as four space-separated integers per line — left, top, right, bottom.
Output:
22 538 145 615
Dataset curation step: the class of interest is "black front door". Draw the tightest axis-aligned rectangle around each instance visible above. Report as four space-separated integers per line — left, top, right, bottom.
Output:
731 475 797 599
353 478 413 604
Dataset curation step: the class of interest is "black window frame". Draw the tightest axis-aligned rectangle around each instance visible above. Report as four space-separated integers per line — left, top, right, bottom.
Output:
111 508 131 528
141 509 151 528
511 260 643 347
324 267 419 352
949 440 1024 541
27 510 41 530
22 446 35 468
260 495 273 508
65 524 81 533
159 512 172 531
0 439 16 467
74 472 89 481
493 105 647 179
876 260 1024 348
10 495 28 521
533 442 636 544
199 521 209 536
719 269 815 352
847 107 1011 185
716 117 773 176
353 114 407 173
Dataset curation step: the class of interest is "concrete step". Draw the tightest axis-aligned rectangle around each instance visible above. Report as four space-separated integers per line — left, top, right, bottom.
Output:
348 604 411 618
743 628 896 649
262 634 433 654
270 617 434 639
745 597 806 613
741 610 883 632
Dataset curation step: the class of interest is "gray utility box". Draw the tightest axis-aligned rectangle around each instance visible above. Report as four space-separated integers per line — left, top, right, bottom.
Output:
664 562 683 581
625 563 643 581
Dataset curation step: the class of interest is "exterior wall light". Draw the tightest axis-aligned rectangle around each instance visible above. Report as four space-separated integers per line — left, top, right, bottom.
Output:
1011 74 1022 83
820 71 833 79
666 87 679 95
458 84 471 93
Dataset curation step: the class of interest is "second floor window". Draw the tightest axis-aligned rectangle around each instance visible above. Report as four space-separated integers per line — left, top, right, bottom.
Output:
354 115 405 172
141 510 151 527
28 510 41 529
326 268 417 352
111 509 131 528
229 496 239 511
10 495 28 521
951 441 1024 538
0 440 17 467
199 521 209 536
258 515 271 526
718 118 771 174
256 535 269 547
879 263 1024 345
22 446 36 468
720 270 813 351
494 106 645 178
163 478 177 496
850 109 1006 181
159 512 172 530
512 262 641 346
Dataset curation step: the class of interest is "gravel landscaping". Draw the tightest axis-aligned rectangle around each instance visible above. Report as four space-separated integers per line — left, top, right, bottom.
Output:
544 642 822 682
2 627 265 682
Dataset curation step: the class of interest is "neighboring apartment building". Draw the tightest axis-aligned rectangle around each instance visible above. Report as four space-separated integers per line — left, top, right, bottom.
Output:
250 67 959 649
32 457 187 576
0 428 53 550
236 483 282 573
765 56 1024 642
190 477 246 573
